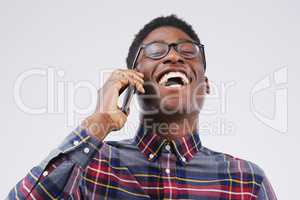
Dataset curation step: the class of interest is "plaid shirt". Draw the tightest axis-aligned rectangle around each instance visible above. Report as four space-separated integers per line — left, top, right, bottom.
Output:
8 125 277 199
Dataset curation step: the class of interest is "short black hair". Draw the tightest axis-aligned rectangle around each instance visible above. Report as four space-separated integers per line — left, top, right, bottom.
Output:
126 14 204 69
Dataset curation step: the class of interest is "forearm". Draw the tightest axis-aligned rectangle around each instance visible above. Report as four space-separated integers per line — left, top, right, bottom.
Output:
7 126 103 199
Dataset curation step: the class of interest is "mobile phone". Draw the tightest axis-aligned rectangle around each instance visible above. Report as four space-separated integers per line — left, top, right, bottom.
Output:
121 47 143 115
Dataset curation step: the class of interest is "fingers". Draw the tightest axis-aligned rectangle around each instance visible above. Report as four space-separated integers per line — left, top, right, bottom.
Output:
112 69 145 93
125 69 144 78
115 69 144 84
126 71 144 84
122 74 145 93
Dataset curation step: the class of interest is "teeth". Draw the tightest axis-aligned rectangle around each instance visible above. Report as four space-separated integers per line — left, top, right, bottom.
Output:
158 71 189 86
168 84 181 87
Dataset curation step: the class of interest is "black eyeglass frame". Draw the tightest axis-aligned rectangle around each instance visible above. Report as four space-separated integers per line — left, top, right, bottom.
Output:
140 41 206 69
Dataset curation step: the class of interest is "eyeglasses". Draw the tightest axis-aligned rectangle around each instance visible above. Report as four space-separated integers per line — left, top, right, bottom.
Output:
141 40 205 60
129 41 206 70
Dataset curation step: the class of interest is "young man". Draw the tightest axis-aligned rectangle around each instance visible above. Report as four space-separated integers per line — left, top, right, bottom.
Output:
8 15 277 199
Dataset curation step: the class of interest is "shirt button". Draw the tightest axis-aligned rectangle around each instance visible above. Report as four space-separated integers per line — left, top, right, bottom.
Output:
149 154 154 159
73 140 79 146
43 171 48 177
83 147 90 154
165 168 170 174
165 144 171 151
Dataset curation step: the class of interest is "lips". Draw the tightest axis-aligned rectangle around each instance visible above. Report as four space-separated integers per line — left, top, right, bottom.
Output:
159 71 189 86
155 66 193 87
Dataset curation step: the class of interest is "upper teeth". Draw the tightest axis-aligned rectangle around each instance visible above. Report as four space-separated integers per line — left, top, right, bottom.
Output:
158 71 190 86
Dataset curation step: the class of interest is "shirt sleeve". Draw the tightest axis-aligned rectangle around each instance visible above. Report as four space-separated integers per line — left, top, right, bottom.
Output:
257 172 278 200
7 126 103 200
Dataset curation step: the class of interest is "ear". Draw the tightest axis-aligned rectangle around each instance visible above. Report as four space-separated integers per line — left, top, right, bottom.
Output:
205 76 210 94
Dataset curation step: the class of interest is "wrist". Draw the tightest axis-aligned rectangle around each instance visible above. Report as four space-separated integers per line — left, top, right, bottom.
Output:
81 112 113 141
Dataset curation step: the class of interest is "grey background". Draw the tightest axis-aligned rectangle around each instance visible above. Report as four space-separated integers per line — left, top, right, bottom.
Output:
0 0 299 199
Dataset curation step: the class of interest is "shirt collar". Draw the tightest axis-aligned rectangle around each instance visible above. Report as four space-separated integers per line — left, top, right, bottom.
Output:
134 125 202 164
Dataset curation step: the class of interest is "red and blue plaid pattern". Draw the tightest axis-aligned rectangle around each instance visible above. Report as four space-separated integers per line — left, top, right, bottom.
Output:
8 125 277 199
134 125 201 163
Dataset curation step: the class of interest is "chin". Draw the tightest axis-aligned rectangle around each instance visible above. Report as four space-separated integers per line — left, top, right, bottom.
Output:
159 99 196 115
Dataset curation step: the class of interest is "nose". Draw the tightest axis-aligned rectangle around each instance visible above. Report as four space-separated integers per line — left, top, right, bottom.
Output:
161 47 184 64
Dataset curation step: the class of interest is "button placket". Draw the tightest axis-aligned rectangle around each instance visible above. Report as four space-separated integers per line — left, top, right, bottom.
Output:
160 151 175 199
159 150 175 176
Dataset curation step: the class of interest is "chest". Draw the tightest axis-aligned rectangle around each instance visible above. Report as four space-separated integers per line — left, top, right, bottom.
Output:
82 152 260 199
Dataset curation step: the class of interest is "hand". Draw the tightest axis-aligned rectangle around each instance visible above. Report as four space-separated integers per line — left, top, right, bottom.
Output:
82 69 144 140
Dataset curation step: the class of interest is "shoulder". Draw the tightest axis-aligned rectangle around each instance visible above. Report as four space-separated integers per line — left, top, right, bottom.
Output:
98 138 141 157
105 138 137 150
199 145 266 178
199 146 276 197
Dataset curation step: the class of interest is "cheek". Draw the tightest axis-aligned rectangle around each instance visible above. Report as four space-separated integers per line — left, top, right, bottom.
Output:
136 61 158 95
136 60 158 80
188 80 206 106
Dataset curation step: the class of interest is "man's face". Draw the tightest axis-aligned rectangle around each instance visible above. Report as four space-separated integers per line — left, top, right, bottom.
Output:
136 26 209 115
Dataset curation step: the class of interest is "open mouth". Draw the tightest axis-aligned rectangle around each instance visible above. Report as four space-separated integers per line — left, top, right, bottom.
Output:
158 71 190 88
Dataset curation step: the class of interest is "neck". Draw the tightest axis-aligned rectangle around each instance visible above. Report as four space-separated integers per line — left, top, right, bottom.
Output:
139 112 199 140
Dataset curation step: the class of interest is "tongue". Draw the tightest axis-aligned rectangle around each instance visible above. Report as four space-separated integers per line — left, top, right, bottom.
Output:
165 77 183 86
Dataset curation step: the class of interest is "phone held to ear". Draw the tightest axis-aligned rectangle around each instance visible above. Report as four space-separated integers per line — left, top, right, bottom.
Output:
121 47 143 115
121 84 135 115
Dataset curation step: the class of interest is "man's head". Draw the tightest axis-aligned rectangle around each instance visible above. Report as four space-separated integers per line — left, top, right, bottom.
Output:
126 15 204 70
127 15 209 116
